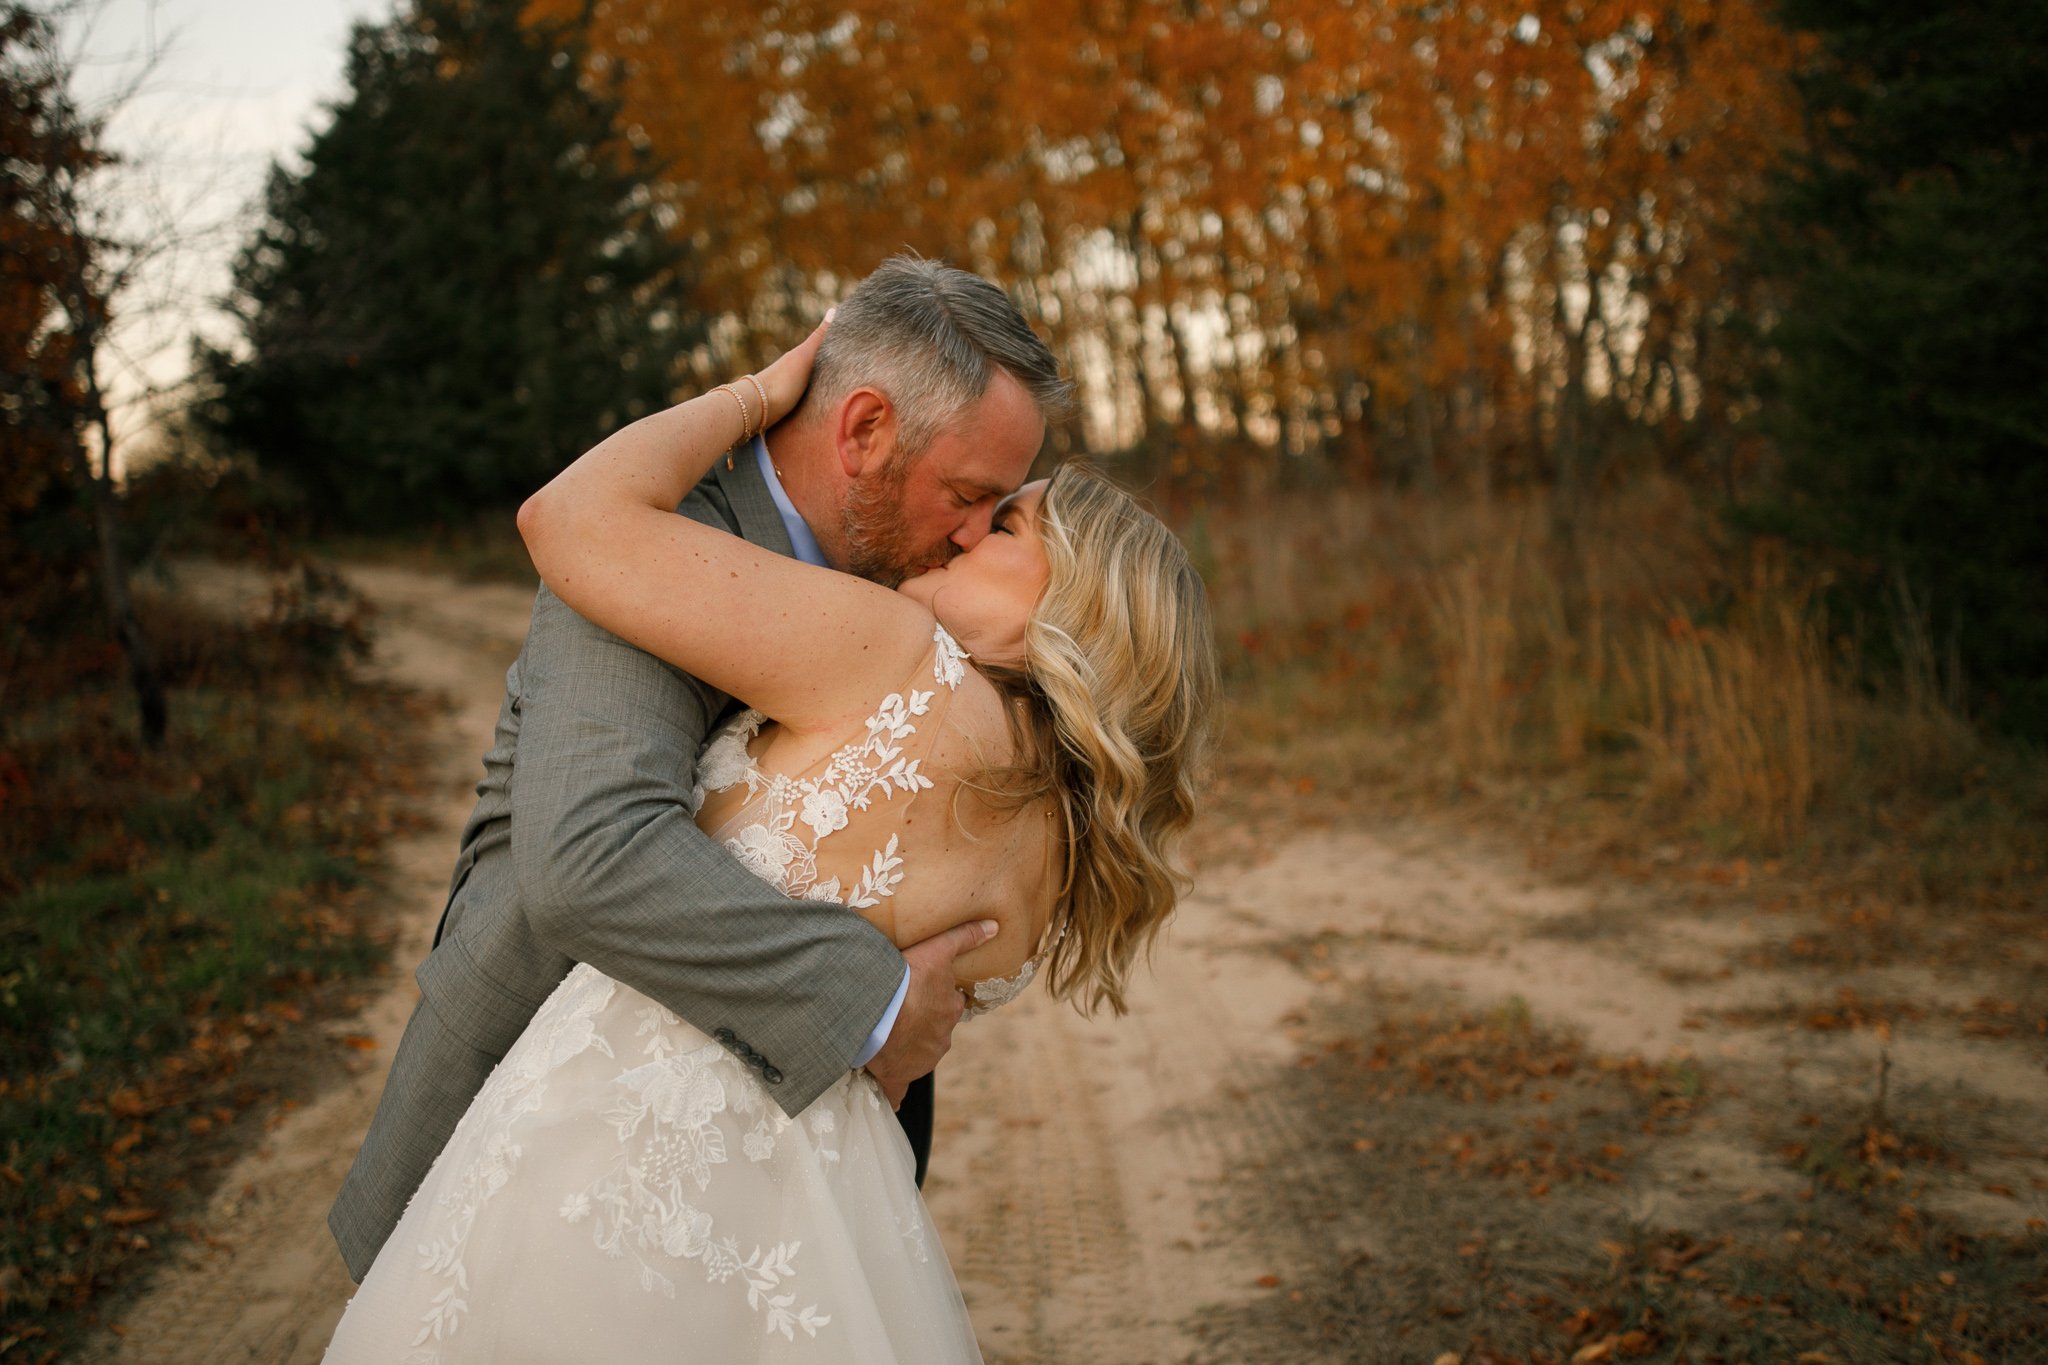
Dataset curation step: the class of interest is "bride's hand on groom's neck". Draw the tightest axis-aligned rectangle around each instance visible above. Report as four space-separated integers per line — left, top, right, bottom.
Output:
751 309 834 432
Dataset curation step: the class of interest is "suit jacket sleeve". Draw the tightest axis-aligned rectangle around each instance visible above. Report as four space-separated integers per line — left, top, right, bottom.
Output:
505 492 906 1114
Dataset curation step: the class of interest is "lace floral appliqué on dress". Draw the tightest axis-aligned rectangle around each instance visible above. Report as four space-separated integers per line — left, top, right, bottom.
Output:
697 625 971 912
700 625 1050 1018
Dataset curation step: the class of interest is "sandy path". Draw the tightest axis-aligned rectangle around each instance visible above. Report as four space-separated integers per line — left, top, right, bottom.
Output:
76 564 2047 1363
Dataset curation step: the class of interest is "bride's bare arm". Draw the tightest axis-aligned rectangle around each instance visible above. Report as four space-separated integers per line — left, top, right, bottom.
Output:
517 320 932 735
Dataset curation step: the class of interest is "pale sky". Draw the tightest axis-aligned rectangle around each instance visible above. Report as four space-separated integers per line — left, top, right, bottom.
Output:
77 0 391 168
59 0 398 444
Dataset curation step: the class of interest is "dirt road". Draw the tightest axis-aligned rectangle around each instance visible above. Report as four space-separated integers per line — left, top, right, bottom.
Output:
79 565 2047 1363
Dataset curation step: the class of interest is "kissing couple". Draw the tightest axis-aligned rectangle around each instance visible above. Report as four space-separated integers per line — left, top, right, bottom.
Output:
322 256 1217 1362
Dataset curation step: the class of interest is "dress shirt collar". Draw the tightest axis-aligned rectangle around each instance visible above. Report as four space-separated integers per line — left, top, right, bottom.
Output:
753 434 827 568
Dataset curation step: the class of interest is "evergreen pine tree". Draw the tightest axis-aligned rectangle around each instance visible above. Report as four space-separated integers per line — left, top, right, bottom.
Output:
1751 1 2048 737
202 0 696 529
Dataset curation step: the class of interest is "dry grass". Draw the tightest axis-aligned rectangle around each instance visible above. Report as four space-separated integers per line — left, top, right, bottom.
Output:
1625 590 1842 846
1181 473 2044 897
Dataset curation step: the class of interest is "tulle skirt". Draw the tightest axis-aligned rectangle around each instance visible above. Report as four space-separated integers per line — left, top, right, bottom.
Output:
324 965 981 1363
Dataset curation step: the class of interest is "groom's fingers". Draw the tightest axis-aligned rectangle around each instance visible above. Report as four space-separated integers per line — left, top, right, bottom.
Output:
908 917 1000 969
865 918 1001 1099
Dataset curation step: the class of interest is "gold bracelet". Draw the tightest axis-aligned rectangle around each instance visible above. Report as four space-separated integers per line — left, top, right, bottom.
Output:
740 375 770 434
713 383 754 441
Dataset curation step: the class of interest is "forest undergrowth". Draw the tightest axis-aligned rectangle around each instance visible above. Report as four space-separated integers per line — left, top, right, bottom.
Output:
0 574 435 1361
1185 978 2047 1364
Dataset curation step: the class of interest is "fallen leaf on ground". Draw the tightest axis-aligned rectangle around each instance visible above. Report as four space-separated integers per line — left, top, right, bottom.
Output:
100 1208 159 1228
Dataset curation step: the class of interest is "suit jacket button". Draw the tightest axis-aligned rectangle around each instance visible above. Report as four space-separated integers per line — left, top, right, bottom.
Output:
761 1065 783 1085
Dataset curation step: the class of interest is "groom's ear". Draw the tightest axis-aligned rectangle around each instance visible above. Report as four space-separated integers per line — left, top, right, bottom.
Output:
835 388 896 478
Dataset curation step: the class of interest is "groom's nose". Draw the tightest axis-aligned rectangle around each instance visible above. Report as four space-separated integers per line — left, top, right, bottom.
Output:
950 498 999 550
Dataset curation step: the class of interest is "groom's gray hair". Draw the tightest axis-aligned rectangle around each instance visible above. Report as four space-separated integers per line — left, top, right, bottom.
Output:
801 254 1073 456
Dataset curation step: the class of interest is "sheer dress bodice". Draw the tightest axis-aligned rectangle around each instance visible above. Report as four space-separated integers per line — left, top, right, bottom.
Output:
692 623 1058 1013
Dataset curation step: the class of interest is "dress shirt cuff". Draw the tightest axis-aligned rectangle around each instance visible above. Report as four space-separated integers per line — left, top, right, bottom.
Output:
852 965 912 1069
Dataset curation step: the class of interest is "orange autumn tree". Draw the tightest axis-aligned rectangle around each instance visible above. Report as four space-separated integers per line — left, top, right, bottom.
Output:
1243 1 1800 487
526 0 1798 489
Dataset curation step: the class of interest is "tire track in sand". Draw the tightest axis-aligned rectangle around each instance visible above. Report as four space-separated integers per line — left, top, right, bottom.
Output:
925 857 1336 1365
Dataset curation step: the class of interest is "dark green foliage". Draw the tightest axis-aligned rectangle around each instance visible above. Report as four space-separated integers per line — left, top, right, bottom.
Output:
201 0 697 530
1750 1 2048 737
1 6 97 636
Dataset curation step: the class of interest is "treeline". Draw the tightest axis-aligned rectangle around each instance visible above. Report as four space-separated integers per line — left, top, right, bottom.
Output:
10 0 2043 735
526 0 1800 498
199 0 1812 527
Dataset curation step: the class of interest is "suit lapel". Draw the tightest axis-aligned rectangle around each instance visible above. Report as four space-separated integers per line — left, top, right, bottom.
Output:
709 443 797 558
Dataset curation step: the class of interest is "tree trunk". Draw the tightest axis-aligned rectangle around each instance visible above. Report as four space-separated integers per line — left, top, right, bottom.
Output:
1163 305 1199 429
1405 359 1438 496
15 8 167 746
1122 216 1161 446
67 416 167 747
1551 248 1588 538
68 236 165 743
1457 268 1488 505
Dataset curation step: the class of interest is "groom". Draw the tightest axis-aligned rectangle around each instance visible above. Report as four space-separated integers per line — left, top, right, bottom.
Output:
329 256 1073 1281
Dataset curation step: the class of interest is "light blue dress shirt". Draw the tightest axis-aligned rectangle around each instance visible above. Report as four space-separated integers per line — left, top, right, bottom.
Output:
753 436 911 1068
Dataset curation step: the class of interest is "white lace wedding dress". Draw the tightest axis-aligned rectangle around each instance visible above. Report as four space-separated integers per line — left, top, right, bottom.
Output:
325 627 1050 1363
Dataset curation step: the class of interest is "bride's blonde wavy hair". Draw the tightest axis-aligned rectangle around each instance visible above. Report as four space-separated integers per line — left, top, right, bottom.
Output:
973 463 1219 1016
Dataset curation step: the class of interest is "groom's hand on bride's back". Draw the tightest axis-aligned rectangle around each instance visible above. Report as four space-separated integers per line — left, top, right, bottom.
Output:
865 918 999 1107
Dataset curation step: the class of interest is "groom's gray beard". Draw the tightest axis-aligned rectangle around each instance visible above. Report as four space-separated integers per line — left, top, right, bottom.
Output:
840 452 941 589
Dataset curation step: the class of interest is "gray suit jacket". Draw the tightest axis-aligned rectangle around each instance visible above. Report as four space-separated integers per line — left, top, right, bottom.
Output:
328 455 907 1282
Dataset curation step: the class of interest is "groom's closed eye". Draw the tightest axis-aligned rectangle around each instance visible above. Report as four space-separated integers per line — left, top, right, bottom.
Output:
950 478 1009 504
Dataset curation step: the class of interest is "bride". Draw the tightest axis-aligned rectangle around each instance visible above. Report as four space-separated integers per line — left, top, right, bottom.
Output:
323 316 1216 1362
